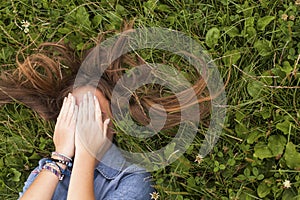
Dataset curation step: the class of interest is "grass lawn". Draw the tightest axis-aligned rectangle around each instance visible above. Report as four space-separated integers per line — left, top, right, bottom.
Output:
1 0 300 199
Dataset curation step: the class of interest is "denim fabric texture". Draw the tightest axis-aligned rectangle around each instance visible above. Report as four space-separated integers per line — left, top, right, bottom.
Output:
19 145 155 200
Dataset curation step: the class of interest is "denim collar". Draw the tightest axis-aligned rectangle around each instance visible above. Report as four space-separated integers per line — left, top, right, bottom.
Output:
95 144 126 180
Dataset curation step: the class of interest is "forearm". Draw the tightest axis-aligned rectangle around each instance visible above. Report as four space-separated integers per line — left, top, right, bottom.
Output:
20 155 67 200
67 151 96 200
20 170 59 200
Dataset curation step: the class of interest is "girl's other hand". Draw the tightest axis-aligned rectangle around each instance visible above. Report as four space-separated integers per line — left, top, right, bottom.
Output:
53 93 78 158
75 92 111 161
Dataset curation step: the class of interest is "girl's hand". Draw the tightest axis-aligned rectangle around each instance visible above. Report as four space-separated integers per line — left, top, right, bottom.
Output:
75 92 110 161
53 93 78 158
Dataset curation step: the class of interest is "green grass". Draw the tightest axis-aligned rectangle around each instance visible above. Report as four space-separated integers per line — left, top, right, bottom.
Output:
1 0 300 199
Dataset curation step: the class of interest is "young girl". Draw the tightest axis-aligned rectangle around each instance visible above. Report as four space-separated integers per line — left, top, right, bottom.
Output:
18 89 155 199
0 24 211 199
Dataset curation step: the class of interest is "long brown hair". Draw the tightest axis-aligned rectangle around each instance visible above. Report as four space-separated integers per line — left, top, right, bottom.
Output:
0 23 213 132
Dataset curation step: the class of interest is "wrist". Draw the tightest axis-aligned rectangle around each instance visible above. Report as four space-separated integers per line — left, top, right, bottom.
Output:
74 150 97 167
54 148 74 158
52 151 73 161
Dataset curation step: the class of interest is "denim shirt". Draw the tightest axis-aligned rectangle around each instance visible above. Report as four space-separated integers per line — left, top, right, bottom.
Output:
19 145 155 199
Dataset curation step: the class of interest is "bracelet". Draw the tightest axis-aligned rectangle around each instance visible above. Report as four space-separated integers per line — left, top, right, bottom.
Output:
51 158 73 168
45 159 67 180
51 152 72 162
42 163 64 181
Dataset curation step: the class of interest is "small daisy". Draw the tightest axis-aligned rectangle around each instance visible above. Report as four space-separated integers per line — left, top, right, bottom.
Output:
289 15 295 21
194 154 203 164
296 0 300 5
281 14 288 21
150 191 159 200
21 20 30 33
283 179 292 189
24 27 29 33
21 20 30 28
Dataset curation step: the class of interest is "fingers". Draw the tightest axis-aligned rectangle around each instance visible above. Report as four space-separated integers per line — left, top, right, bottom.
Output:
88 92 95 121
78 92 96 122
94 95 103 126
74 91 110 128
58 92 108 124
82 93 88 122
57 93 73 123
70 105 78 127
77 101 83 130
75 92 110 158
66 95 76 126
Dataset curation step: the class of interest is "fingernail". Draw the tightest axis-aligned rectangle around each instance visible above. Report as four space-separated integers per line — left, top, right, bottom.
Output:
105 118 110 125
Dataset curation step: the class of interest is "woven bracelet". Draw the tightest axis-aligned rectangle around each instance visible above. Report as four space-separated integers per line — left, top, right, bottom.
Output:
51 152 72 162
42 163 64 181
45 159 67 180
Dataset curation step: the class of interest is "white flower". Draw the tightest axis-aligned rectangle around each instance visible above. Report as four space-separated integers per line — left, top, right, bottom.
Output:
194 154 203 164
21 20 30 28
289 15 295 21
281 14 288 21
296 0 300 5
283 180 292 189
24 27 29 33
21 20 30 33
150 191 159 200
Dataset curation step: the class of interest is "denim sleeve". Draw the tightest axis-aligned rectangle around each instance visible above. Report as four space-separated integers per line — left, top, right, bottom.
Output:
18 166 40 199
103 172 155 200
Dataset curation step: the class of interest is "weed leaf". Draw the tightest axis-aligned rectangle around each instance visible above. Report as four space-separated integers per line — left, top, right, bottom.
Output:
254 142 273 159
254 39 272 56
267 135 286 157
257 16 275 31
284 142 300 170
223 50 241 66
205 27 220 48
247 81 264 98
276 120 291 134
257 182 271 198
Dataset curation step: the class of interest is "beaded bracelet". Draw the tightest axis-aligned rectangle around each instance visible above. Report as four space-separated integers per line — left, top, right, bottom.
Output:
45 159 67 180
51 152 72 162
51 158 73 168
42 163 64 181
